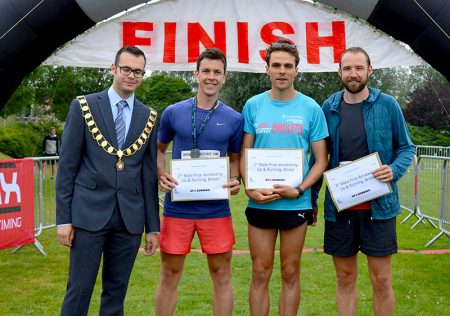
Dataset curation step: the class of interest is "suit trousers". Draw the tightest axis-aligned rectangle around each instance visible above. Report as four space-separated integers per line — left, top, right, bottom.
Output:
60 205 142 316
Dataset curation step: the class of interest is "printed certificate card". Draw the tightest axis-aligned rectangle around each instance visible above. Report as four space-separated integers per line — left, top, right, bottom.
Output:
245 148 303 189
171 157 229 201
324 153 392 211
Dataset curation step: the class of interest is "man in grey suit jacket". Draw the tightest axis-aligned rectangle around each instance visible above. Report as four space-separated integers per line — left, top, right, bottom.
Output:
56 46 159 316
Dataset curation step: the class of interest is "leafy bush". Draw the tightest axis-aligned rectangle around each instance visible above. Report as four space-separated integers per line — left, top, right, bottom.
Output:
408 124 450 146
0 128 31 158
0 116 63 158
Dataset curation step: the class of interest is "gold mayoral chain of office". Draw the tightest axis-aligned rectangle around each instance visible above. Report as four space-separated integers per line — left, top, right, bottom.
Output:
77 95 157 171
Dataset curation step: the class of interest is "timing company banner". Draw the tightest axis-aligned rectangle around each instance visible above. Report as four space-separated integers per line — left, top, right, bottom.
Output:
0 159 35 250
44 0 423 72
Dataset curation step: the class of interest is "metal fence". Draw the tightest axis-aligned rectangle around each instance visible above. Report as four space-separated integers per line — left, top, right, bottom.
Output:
397 152 450 247
397 155 418 223
413 156 450 247
13 156 58 255
439 161 450 241
16 155 166 255
11 146 450 254
415 145 450 158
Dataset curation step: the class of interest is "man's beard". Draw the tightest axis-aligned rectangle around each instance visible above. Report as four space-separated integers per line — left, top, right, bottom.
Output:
342 76 368 94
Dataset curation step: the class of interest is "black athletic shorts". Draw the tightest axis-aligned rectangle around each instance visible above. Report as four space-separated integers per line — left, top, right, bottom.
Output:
44 153 57 165
245 207 313 230
324 209 397 257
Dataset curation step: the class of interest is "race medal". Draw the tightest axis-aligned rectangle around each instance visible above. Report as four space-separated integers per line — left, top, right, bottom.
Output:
116 150 124 171
190 148 201 158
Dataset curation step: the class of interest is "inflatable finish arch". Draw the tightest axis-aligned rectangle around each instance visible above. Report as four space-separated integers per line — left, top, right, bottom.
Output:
0 0 145 109
319 0 450 80
0 0 449 110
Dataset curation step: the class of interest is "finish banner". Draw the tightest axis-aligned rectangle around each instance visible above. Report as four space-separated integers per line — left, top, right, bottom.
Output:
0 159 35 250
45 0 422 72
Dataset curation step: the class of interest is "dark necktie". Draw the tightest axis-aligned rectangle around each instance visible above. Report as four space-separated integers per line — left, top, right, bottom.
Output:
115 100 127 149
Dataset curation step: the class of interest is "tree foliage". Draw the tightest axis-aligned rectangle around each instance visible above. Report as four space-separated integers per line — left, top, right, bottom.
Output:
404 80 450 131
220 72 269 112
3 62 450 147
46 67 112 121
370 65 447 108
1 66 111 121
219 70 342 111
295 71 341 105
136 73 194 114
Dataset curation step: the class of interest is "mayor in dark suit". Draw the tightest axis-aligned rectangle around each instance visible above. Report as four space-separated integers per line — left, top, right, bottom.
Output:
56 46 159 316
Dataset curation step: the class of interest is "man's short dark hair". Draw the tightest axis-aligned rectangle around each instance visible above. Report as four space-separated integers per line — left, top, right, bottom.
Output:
114 46 146 67
339 47 371 68
196 48 227 73
265 39 300 67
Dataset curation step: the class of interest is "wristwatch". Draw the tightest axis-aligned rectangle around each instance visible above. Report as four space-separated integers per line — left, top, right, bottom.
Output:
295 186 304 199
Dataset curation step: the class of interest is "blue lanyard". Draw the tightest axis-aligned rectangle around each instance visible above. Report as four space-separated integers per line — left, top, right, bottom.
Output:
191 97 217 149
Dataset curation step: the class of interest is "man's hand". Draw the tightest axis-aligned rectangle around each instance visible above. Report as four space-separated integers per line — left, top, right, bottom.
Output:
245 189 280 204
144 233 159 256
57 225 75 247
223 177 241 196
272 184 299 199
158 171 178 193
372 165 393 183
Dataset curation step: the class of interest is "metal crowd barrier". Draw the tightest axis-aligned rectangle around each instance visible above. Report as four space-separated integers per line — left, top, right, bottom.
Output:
415 145 450 158
438 161 450 245
412 156 442 230
414 156 450 247
16 155 166 256
397 155 419 223
158 150 173 209
397 152 450 247
16 146 450 254
13 156 59 255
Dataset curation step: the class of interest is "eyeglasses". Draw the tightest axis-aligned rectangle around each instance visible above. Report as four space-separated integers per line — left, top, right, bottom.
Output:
269 42 297 49
116 65 145 78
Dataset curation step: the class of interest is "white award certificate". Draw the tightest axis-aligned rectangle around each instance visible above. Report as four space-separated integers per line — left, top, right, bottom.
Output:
323 153 392 211
245 148 303 189
170 157 229 202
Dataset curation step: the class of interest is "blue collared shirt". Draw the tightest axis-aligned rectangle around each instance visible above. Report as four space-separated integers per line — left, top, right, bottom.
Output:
108 86 134 140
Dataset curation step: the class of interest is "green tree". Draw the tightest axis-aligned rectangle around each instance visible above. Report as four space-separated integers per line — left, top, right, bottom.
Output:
50 67 111 121
1 67 45 117
220 72 269 112
158 70 197 87
1 66 111 121
219 71 341 112
369 65 447 108
136 73 193 114
404 80 450 132
295 71 341 105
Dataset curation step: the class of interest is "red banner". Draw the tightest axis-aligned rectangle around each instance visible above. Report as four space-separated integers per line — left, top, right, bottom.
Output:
0 159 35 249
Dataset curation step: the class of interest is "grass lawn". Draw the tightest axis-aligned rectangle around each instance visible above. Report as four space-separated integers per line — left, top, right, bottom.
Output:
1 189 449 315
